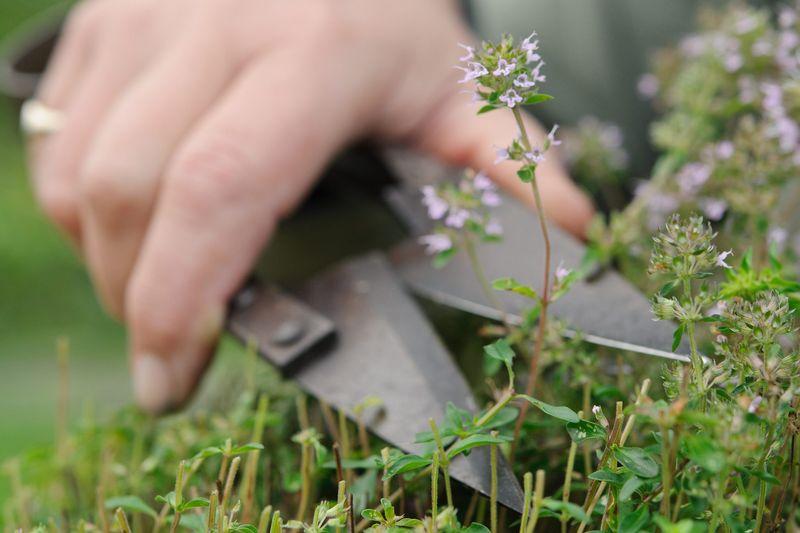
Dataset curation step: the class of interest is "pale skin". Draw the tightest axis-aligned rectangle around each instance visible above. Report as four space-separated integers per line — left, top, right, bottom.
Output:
28 0 594 413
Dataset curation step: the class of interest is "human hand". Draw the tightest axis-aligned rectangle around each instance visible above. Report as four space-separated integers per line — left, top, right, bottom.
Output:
29 0 594 413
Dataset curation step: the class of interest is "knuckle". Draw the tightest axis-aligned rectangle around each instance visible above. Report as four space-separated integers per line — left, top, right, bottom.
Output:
126 286 186 354
37 183 79 230
79 158 150 224
167 134 256 214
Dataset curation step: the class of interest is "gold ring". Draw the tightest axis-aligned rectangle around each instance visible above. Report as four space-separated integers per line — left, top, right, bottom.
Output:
20 99 66 137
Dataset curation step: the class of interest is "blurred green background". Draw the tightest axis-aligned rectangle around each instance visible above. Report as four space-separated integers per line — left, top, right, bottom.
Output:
0 0 129 500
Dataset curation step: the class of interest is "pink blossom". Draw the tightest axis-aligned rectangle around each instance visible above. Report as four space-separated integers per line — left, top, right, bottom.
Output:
457 62 489 83
521 32 541 63
473 172 494 191
421 186 448 220
525 147 545 164
457 43 475 62
493 58 516 77
637 74 659 98
481 190 502 207
547 124 562 147
700 198 728 221
499 89 523 108
494 147 510 164
419 233 453 255
445 208 470 229
513 73 536 88
716 250 734 269
485 218 503 236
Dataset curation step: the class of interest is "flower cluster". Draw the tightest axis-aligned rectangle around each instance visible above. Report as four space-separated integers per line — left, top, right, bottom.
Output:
457 33 548 112
418 170 503 260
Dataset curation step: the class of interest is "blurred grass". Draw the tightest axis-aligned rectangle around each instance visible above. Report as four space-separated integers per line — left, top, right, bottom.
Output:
0 0 129 502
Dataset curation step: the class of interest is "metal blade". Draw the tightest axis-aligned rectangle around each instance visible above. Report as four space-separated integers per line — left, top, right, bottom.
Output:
385 187 690 362
228 253 525 512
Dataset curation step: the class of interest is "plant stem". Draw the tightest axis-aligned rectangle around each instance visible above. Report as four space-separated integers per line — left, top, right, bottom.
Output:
115 509 133 533
490 433 499 533
681 278 704 397
525 470 545 533
296 444 311 521
431 451 439 533
477 391 516 428
660 426 672 518
581 383 592 480
562 441 578 533
429 419 453 509
207 491 219 533
509 108 553 458
381 447 391 500
463 234 509 323
221 457 240 519
520 472 533 533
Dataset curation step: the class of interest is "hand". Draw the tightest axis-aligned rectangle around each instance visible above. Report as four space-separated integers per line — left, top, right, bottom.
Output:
29 0 594 413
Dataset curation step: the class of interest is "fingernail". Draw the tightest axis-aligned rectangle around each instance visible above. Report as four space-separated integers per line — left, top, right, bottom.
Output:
132 353 174 414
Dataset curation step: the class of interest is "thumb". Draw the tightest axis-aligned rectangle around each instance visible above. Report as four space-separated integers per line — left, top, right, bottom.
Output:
412 91 595 238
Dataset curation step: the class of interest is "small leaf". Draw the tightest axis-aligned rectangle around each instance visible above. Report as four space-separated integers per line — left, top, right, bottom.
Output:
540 498 589 524
619 506 650 533
671 323 685 352
491 278 538 299
479 407 519 430
383 454 432 480
613 447 659 479
230 442 265 455
517 165 535 183
484 340 515 383
381 498 395 522
155 492 176 510
477 104 499 115
433 247 457 269
587 469 624 486
461 524 491 533
360 509 383 522
447 433 511 461
565 420 607 443
105 496 158 518
619 476 643 501
396 518 423 528
516 395 579 423
178 498 210 512
192 446 223 460
523 93 554 106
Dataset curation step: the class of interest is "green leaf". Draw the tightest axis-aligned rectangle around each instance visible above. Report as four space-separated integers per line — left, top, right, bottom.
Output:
484 340 515 383
736 466 780 485
515 395 580 423
619 506 650 533
230 525 258 533
155 492 176 510
565 420 607 443
461 524 491 533
491 278 538 299
178 498 210 512
653 516 704 533
685 434 726 473
191 446 223 460
671 323 685 352
613 447 659 479
321 456 381 470
541 498 590 524
479 407 519 430
396 518 423 528
477 104 499 115
382 454 432 480
619 476 643 501
230 442 264 455
446 401 473 430
523 93 554 106
361 509 383 522
517 166 535 183
433 247 457 269
447 433 511 460
381 498 395 522
105 496 158 518
659 280 678 296
587 469 625 486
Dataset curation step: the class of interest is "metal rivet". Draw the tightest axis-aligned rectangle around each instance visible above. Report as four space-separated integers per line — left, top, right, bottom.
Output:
271 319 306 346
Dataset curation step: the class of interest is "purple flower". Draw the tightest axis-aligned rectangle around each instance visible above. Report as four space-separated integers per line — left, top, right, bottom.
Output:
473 171 494 191
499 89 523 108
457 43 475 62
421 186 448 220
751 39 772 56
748 396 763 413
735 14 759 34
493 58 516 77
555 262 571 282
485 218 503 236
419 233 453 255
481 190 502 207
739 76 756 103
676 163 711 197
513 73 536 88
768 226 788 251
779 7 797 29
529 61 546 84
525 147 546 164
717 249 734 269
521 32 541 63
547 124 562 147
716 141 734 160
445 208 470 229
700 198 728 221
494 146 510 165
723 52 744 72
457 62 489 83
637 74 659 98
